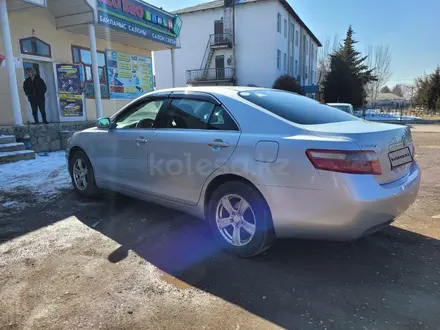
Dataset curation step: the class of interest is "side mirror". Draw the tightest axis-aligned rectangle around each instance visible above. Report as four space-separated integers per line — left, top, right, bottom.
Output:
97 117 111 129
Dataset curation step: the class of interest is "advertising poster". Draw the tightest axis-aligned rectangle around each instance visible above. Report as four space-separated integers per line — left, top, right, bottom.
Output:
97 0 178 47
106 49 154 100
56 64 83 117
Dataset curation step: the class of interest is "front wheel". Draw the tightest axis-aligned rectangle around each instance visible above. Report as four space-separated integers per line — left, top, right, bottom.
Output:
70 150 98 198
207 181 276 257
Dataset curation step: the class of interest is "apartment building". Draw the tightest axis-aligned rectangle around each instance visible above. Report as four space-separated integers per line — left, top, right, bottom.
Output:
154 0 321 91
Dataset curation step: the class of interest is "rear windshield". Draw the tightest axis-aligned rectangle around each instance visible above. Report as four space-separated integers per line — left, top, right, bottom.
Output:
238 90 359 125
330 105 351 113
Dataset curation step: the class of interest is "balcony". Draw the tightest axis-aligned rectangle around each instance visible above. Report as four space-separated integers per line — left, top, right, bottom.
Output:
209 33 233 48
187 68 235 85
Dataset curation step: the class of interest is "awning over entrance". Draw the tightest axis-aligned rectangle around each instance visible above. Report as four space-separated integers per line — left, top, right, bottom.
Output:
7 0 95 27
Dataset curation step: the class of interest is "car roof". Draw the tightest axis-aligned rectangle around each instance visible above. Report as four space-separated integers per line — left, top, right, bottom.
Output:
149 86 272 95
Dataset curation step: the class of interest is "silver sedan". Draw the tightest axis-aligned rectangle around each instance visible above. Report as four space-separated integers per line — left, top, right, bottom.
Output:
66 87 421 257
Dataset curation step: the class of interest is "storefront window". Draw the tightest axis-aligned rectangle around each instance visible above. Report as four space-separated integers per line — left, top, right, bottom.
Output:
19 37 51 57
71 45 109 98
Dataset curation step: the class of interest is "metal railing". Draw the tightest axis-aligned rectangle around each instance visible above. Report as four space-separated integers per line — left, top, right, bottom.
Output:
200 33 233 70
353 107 440 122
211 33 233 47
187 68 234 84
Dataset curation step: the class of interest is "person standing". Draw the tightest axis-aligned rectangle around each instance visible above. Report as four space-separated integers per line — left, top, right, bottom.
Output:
23 68 48 124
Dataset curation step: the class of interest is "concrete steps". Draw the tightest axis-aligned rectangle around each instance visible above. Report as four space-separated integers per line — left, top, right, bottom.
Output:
0 142 25 152
0 135 16 144
0 135 35 164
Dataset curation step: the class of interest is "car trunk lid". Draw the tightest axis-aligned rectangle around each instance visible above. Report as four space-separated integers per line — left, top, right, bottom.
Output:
302 120 414 184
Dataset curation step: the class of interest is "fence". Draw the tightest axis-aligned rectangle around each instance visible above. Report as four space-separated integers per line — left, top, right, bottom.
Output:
354 107 439 121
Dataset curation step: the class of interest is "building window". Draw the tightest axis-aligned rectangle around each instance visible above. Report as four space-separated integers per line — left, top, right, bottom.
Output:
19 37 51 57
283 53 287 71
295 31 299 46
295 60 298 76
277 49 281 69
284 19 287 38
277 13 281 33
71 45 109 98
290 23 294 43
289 56 293 74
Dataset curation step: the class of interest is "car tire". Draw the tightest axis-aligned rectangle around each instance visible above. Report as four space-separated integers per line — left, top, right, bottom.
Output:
70 150 98 198
208 181 276 257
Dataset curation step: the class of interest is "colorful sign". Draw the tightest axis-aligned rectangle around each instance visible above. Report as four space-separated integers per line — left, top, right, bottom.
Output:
97 0 178 46
56 64 84 117
106 49 154 100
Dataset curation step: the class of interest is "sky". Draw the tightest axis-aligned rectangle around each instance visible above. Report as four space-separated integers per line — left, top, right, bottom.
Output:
148 0 440 87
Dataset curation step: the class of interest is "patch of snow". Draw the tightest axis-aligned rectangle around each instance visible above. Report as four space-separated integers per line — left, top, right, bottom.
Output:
355 110 420 121
2 201 18 207
0 151 71 213
0 142 23 148
0 150 34 157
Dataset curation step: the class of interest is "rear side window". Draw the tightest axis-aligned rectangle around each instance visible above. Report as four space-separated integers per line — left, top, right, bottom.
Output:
329 105 352 114
208 106 239 131
238 90 359 125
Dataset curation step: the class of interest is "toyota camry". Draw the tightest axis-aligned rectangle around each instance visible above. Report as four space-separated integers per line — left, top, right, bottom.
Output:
66 87 421 257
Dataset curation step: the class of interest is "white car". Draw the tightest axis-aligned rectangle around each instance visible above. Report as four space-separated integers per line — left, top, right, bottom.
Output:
327 103 354 114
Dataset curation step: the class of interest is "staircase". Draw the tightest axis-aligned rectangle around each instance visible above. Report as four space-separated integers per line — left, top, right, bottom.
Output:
186 33 234 85
0 135 35 164
202 48 215 80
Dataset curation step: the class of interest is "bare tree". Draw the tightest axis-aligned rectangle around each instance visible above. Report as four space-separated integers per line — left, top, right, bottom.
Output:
317 34 339 84
365 44 392 105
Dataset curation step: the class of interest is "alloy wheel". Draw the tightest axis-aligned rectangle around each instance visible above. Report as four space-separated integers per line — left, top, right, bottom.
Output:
73 158 88 191
215 194 256 247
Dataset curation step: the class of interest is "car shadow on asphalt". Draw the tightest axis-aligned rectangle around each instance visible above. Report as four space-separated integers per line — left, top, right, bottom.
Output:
71 192 440 329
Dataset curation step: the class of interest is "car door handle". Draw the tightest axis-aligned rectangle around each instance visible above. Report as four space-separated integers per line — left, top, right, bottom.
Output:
208 140 229 148
136 138 148 145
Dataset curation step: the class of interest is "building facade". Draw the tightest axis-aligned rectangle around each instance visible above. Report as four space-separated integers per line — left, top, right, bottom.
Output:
0 0 180 127
154 0 320 91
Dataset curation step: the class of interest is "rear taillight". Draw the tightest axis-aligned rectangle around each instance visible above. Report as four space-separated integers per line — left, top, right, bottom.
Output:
306 149 382 175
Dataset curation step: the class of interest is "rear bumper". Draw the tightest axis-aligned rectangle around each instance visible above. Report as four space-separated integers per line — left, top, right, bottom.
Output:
259 161 421 240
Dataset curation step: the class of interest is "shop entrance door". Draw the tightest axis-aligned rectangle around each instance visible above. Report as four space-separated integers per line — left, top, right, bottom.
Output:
22 61 58 123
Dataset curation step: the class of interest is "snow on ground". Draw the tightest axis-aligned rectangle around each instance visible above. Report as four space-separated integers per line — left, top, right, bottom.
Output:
0 151 71 214
355 109 420 121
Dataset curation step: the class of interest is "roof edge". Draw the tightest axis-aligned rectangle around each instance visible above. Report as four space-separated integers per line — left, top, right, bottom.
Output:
278 0 321 47
173 0 322 47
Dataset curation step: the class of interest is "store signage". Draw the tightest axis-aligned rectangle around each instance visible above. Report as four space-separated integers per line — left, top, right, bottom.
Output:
106 49 154 100
301 84 319 93
97 0 178 46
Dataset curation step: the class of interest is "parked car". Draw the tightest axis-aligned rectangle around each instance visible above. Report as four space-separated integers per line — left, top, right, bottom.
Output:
327 102 354 114
67 87 420 257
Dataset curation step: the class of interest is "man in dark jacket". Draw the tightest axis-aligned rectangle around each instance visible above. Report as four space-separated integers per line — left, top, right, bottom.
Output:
23 68 48 124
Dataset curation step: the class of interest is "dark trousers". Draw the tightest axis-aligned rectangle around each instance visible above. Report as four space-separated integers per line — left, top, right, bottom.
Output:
30 98 47 123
